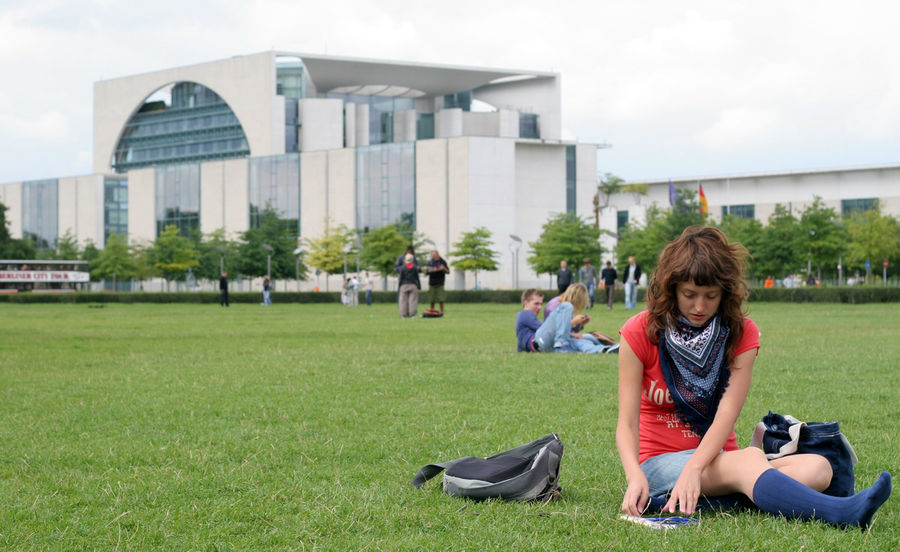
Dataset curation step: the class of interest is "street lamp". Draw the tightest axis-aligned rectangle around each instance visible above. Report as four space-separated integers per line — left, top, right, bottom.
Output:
262 244 273 280
509 234 522 289
214 246 226 274
342 244 352 279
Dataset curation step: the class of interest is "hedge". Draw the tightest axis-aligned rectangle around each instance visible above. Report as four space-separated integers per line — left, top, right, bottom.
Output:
2 286 898 304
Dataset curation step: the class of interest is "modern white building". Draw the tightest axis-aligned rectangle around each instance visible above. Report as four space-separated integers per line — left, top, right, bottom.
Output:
0 51 604 290
597 164 900 263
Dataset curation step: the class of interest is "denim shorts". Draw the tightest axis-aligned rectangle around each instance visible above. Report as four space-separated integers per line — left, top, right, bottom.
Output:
640 449 697 498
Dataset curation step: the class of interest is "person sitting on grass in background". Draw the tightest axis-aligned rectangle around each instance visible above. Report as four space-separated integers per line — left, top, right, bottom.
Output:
516 288 545 352
543 283 619 350
616 225 891 527
533 283 619 354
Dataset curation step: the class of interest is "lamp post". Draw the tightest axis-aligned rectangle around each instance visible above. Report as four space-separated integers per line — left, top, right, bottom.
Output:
262 244 273 280
353 238 363 275
215 246 226 274
509 234 522 289
342 244 352 279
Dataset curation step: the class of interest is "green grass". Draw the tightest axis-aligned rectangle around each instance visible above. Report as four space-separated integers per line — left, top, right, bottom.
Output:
1 302 898 550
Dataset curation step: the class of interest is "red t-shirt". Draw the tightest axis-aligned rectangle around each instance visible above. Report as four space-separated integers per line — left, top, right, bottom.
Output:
620 311 760 463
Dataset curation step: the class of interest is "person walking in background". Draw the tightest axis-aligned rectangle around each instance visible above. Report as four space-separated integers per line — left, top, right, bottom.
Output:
600 261 618 310
262 275 272 306
764 275 774 288
364 271 374 306
622 256 642 310
557 260 574 295
219 271 229 307
350 274 360 306
579 257 598 309
425 250 450 315
397 253 420 318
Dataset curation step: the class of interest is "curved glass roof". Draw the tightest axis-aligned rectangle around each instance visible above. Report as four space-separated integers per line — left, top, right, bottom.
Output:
112 82 250 172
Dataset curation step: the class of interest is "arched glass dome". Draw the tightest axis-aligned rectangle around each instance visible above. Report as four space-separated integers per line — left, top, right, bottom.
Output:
112 82 250 172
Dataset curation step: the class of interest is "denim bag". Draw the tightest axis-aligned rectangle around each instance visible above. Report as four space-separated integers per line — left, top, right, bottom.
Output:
750 411 858 497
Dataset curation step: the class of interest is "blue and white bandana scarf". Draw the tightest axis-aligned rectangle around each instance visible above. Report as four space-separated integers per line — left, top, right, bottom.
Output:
657 313 731 437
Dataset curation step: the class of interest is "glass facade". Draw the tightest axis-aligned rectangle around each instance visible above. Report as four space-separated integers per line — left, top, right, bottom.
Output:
327 93 415 145
249 154 301 238
721 204 755 219
416 113 435 140
276 60 306 100
442 91 472 111
356 143 416 232
841 197 877 215
617 210 629 234
155 164 200 237
22 179 58 249
113 82 250 172
104 176 128 241
565 146 576 214
520 113 539 139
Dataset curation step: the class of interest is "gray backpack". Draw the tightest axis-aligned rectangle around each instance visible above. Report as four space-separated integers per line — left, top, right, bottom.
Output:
410 434 563 501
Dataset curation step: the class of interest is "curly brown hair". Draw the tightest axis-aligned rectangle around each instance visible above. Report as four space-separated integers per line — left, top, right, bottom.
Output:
645 226 750 362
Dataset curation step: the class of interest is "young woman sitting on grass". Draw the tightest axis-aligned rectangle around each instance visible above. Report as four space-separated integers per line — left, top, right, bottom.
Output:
534 283 618 354
616 225 892 528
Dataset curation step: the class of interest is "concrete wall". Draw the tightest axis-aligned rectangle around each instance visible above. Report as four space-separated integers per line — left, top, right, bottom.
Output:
514 143 567 288
127 168 156 245
473 75 562 140
200 158 249 236
58 175 104 247
436 108 463 138
94 51 281 173
0 182 23 238
299 148 355 241
465 137 517 290
298 98 344 151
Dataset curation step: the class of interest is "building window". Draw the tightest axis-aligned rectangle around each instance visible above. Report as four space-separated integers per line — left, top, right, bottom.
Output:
155 164 200 237
22 179 58 249
284 99 298 153
356 143 416 232
249 154 300 238
566 146 576 214
104 177 128 242
617 210 629 234
519 113 539 139
721 204 755 219
841 198 877 216
416 113 435 140
276 60 306 100
442 91 472 111
113 82 250 172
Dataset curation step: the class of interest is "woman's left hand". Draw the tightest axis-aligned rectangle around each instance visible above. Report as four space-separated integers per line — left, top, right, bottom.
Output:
663 465 703 515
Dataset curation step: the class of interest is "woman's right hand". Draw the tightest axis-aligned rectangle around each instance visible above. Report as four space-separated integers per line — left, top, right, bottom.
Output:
621 472 650 517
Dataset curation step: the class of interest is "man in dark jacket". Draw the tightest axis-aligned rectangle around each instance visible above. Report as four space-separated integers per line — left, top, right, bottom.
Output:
600 261 617 310
425 250 450 314
219 271 229 307
557 260 573 294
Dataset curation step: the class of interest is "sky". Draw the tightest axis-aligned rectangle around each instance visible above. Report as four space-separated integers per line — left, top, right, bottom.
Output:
2 0 900 184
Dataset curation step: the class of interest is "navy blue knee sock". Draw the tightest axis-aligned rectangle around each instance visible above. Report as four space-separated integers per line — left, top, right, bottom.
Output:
752 468 892 528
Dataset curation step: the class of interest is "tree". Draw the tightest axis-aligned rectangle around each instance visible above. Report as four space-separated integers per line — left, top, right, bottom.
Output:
757 204 803 279
661 188 707 240
194 228 241 281
450 226 500 289
844 203 900 283
305 219 354 290
615 205 667 274
799 196 846 281
528 213 603 279
91 233 134 282
593 173 625 228
0 201 36 259
237 209 307 280
53 229 81 260
146 225 200 289
360 224 407 284
718 215 765 279
393 212 430 265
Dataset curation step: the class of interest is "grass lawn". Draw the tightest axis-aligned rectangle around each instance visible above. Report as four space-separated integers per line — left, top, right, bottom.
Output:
1 301 898 551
